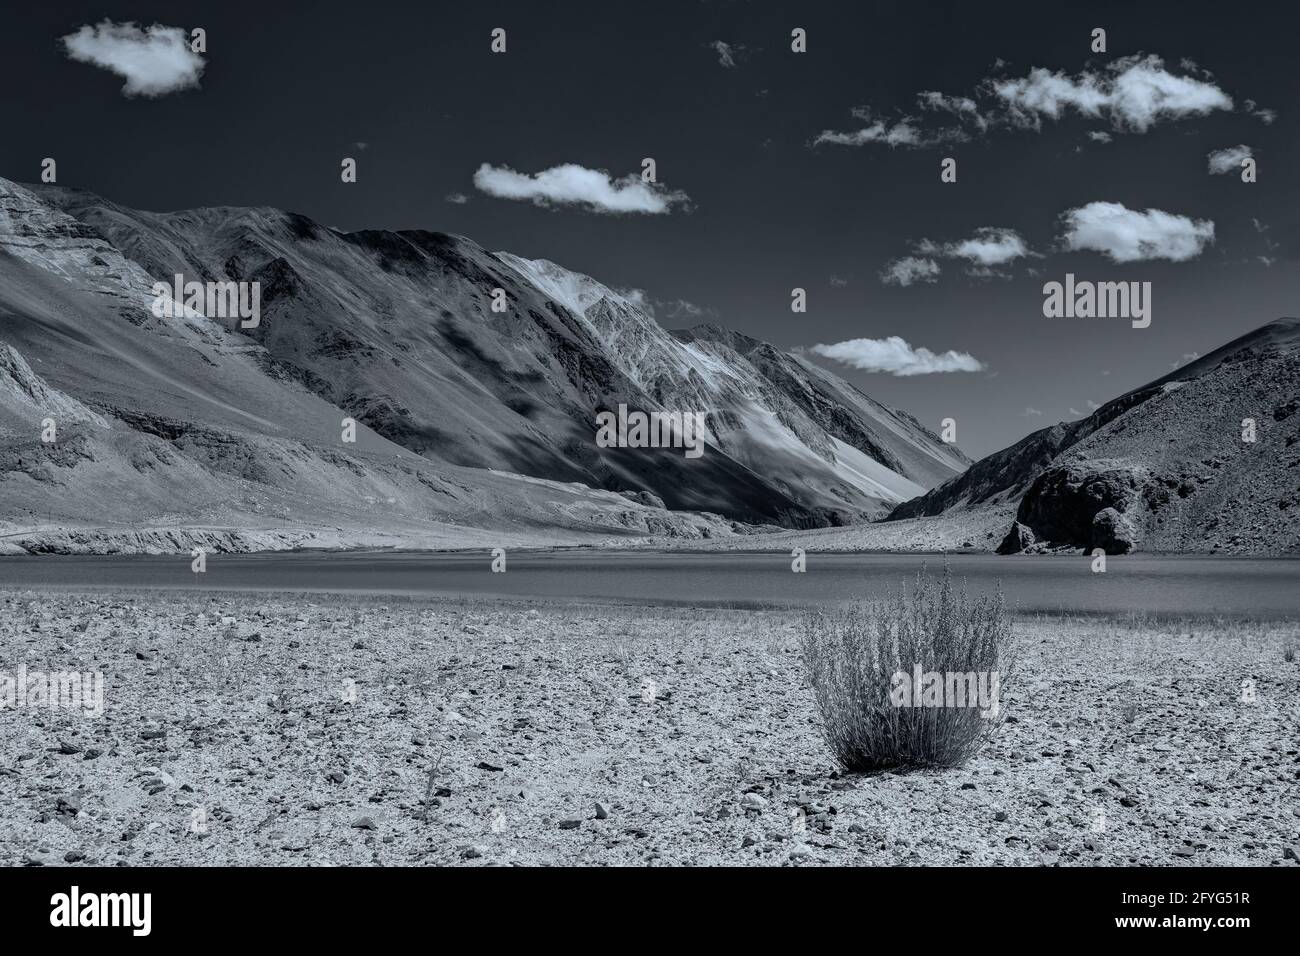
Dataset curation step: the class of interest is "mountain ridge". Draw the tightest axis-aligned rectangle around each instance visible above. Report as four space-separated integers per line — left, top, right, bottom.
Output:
1 176 966 551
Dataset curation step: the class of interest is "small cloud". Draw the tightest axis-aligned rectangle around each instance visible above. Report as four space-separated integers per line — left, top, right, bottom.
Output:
810 336 984 376
1207 144 1252 175
814 109 929 148
944 227 1031 267
62 20 204 97
1086 399 1102 411
1059 201 1215 262
917 91 990 132
1068 407 1082 416
353 141 370 151
615 287 652 311
880 256 941 286
829 275 848 287
1086 130 1113 143
1021 407 1044 417
659 298 715 320
1101 369 1110 376
1243 99 1277 124
473 163 690 215
1258 255 1277 267
626 293 717 321
445 192 469 205
885 228 1031 284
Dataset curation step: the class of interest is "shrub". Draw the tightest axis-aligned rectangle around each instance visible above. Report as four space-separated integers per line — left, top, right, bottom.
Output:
801 565 1015 773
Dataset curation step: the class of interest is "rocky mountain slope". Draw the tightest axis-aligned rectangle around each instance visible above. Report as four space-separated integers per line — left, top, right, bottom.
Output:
0 176 964 551
888 319 1300 554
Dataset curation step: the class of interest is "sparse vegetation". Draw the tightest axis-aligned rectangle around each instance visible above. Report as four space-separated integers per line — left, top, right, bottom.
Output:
801 565 1015 773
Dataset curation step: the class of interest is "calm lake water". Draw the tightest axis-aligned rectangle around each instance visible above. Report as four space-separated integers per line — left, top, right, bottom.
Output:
0 551 1297 617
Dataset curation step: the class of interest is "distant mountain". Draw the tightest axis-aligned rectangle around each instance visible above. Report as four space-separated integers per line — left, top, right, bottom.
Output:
0 176 964 551
888 318 1300 554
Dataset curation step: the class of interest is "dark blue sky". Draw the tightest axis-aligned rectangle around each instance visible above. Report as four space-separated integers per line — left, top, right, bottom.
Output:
1 0 1295 457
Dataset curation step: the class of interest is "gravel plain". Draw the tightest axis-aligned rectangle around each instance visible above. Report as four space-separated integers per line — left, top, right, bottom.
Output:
2 589 1298 867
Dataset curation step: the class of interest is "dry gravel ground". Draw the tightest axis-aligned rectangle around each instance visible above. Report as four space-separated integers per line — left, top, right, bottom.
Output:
1 589 1298 867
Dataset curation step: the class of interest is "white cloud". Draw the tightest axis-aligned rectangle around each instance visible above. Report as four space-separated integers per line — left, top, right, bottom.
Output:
1243 99 1277 124
880 256 941 286
918 91 989 131
62 20 203 97
994 55 1232 132
943 227 1030 266
1022 407 1044 417
1207 144 1252 175
811 336 984 376
615 288 652 311
829 274 848 287
885 228 1031 284
1059 201 1215 263
814 111 927 148
473 163 690 215
1087 130 1113 143
444 193 469 205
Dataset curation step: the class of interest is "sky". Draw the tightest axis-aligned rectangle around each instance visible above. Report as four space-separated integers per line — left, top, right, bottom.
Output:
0 0 1296 458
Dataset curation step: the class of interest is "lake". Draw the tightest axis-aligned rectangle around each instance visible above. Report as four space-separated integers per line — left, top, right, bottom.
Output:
1 551 1298 617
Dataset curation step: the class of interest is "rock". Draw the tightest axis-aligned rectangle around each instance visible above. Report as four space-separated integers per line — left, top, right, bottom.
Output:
996 521 1036 555
593 801 611 820
994 811 1008 822
476 761 504 772
350 815 377 830
742 834 759 847
63 850 86 863
1012 461 1154 553
558 817 583 830
1091 507 1139 555
1283 846 1300 863
740 793 768 811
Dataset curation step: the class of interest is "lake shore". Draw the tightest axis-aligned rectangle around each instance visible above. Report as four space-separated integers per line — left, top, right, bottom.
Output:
1 589 1297 867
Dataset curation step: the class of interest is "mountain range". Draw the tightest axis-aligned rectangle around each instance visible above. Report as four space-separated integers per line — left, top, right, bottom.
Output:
0 176 967 553
888 317 1300 554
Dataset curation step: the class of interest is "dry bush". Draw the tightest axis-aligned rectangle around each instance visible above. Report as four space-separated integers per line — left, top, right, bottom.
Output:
801 565 1014 773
